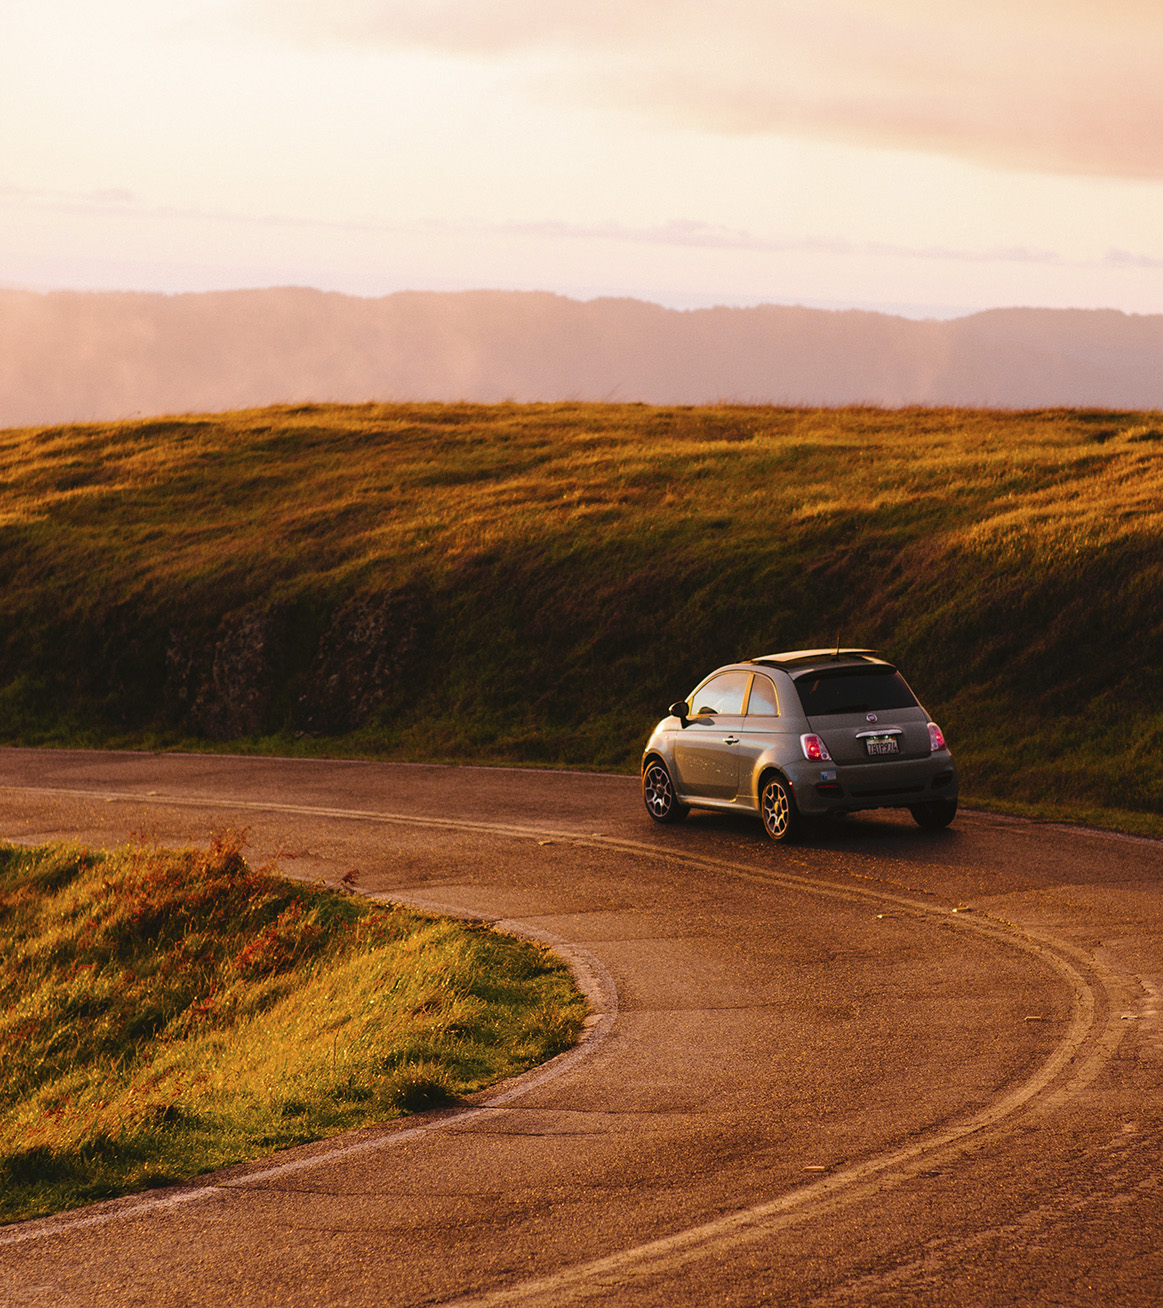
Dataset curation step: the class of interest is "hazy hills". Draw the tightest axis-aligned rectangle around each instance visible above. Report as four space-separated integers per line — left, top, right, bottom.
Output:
3 286 1163 427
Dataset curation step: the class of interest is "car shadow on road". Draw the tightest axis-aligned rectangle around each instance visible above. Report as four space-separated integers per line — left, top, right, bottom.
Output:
675 807 962 860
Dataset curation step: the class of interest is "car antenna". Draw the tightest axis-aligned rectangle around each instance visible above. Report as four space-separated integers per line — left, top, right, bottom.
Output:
833 631 841 659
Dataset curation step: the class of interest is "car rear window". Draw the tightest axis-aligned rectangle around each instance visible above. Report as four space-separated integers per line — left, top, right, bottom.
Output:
793 667 918 716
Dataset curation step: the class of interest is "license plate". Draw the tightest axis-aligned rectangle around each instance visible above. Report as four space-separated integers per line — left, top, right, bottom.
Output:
864 736 899 756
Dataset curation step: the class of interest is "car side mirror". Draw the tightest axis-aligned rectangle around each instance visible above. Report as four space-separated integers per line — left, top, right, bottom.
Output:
669 701 690 726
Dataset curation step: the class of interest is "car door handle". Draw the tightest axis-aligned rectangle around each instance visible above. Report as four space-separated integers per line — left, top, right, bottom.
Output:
722 736 740 744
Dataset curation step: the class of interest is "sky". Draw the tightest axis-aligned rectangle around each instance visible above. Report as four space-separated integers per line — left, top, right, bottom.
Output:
2 0 1163 318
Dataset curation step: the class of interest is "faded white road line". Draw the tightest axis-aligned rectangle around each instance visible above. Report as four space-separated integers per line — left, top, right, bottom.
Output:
0 782 1128 1302
439 944 1122 1307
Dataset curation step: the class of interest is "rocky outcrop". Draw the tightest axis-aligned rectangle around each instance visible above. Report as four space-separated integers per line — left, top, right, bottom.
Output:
162 589 427 739
296 590 427 734
166 608 288 739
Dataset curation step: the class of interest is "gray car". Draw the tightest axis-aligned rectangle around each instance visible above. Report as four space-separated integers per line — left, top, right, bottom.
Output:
641 649 958 841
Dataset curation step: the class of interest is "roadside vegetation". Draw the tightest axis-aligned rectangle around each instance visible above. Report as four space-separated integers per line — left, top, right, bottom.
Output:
0 837 586 1224
1 402 1162 834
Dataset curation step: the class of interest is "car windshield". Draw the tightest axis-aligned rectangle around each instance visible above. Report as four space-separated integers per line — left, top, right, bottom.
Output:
793 667 918 716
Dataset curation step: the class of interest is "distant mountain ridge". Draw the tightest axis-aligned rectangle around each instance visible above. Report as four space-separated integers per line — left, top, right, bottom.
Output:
2 286 1162 426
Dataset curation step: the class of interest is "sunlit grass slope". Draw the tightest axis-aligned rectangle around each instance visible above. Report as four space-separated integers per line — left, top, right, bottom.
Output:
0 838 585 1224
1 402 1161 832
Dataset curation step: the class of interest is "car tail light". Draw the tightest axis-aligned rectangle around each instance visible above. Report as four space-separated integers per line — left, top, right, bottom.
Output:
928 722 947 752
800 733 832 761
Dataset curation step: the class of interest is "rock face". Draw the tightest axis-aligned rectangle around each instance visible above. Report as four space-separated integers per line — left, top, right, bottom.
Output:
296 591 427 735
166 609 287 739
163 590 426 740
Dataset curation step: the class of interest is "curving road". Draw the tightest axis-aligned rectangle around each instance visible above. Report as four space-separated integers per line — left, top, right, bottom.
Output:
1 748 1162 1306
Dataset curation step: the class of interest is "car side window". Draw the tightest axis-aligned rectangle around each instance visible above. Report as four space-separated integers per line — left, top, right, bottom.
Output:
691 671 750 717
746 674 779 716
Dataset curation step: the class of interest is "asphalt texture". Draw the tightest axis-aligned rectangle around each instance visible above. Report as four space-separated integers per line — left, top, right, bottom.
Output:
0 748 1161 1306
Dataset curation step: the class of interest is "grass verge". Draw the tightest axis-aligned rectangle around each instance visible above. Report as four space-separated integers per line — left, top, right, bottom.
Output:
0 836 587 1225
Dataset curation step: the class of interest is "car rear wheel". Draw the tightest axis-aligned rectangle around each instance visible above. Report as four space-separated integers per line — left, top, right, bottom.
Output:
760 775 799 842
910 798 957 830
642 761 689 824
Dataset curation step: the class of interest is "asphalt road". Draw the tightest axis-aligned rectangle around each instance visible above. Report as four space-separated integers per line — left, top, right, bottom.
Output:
1 748 1161 1307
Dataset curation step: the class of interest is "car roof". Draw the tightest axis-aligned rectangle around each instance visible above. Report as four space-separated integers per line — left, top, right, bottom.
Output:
747 649 893 675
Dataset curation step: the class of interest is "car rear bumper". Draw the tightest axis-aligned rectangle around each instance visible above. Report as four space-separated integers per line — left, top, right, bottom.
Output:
785 755 958 816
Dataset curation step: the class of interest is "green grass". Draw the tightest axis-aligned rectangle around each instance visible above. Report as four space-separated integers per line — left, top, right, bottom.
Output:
0 837 586 1225
1 402 1162 835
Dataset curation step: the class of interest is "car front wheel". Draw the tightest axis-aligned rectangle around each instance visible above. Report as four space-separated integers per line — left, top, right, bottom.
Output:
760 775 799 842
910 798 957 830
642 761 689 824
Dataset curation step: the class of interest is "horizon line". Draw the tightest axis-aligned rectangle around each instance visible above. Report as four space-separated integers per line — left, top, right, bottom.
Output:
0 282 1154 324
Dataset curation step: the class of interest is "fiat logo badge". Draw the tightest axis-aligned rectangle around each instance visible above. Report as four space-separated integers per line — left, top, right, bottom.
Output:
866 712 878 723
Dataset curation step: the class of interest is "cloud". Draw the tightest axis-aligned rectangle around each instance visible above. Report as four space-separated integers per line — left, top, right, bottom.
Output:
504 219 1065 266
1105 248 1163 270
86 188 137 205
0 180 1076 267
243 0 675 54
243 0 1163 179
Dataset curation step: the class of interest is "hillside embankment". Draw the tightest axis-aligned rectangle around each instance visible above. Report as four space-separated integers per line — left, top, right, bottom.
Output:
1 402 1161 834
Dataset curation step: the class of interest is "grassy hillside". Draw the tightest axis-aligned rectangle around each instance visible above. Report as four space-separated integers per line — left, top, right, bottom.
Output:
1 402 1161 834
